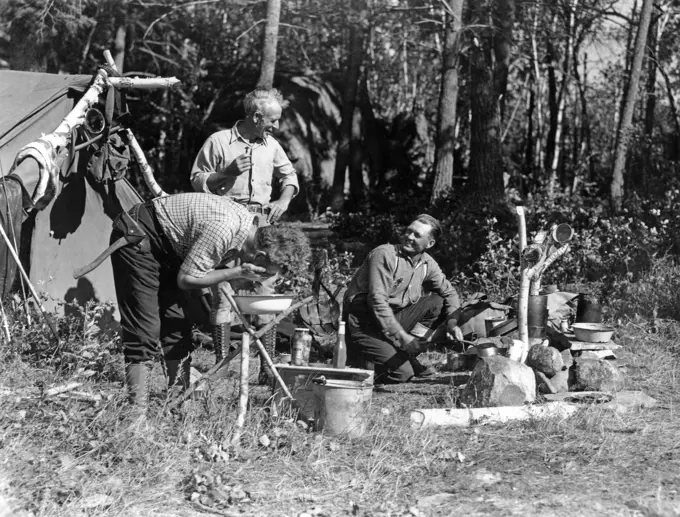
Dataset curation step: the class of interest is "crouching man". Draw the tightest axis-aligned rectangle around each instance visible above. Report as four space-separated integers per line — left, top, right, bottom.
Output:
108 192 310 409
343 214 463 384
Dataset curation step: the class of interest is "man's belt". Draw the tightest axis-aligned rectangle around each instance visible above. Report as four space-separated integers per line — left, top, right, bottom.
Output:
244 203 270 215
73 210 147 279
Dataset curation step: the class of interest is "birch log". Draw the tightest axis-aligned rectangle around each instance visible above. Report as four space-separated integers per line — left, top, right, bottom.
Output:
50 71 109 143
410 402 578 429
109 76 181 90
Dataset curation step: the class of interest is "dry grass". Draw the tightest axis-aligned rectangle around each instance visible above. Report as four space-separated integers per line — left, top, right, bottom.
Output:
1 316 680 517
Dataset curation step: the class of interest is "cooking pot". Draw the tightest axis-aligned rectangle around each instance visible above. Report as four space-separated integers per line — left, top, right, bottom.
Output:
475 342 504 358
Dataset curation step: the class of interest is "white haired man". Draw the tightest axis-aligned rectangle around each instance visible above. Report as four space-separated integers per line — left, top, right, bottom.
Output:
190 88 299 376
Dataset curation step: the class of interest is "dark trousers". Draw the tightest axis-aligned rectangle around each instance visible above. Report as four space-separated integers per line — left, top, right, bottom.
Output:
111 202 196 364
346 294 444 384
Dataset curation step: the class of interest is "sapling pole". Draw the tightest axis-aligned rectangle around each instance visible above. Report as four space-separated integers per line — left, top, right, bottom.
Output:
516 206 527 252
108 76 181 90
123 130 168 198
0 298 10 342
517 207 531 345
51 71 109 142
232 331 250 447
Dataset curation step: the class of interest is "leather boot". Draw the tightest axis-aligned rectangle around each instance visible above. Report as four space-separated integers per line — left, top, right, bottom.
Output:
213 323 231 364
165 356 191 397
125 362 152 408
258 325 277 386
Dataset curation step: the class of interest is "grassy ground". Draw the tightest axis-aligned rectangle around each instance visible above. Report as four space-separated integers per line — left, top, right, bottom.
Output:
1 318 679 517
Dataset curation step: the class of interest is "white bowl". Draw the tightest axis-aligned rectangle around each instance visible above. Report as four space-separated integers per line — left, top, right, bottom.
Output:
232 294 294 315
572 323 615 343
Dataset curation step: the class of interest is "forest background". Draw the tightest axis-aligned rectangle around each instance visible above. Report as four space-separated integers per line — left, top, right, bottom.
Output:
1 0 679 315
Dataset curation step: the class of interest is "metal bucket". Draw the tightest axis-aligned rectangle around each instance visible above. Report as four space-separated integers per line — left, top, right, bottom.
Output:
527 295 549 339
576 293 603 323
313 379 373 438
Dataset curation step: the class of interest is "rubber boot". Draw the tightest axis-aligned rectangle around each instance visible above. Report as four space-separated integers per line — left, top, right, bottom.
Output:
165 356 191 398
258 325 277 386
125 362 151 410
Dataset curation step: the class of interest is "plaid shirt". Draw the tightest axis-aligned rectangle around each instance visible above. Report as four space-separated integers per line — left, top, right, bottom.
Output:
190 122 299 205
152 193 254 277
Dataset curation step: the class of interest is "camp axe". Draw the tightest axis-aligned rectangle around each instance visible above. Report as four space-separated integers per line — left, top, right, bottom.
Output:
73 211 146 279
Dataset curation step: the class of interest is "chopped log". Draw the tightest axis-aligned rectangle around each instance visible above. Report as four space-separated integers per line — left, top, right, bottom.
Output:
410 401 578 429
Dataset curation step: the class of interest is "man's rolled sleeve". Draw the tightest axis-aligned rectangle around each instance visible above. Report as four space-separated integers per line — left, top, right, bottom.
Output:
424 259 461 324
272 142 299 196
191 137 220 194
366 248 404 344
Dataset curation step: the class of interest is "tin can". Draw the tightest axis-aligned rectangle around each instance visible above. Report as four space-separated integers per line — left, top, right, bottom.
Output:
292 328 312 366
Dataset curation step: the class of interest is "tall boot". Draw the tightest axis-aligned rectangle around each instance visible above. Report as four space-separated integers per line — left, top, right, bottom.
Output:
125 362 152 409
258 325 277 386
165 356 191 398
213 323 231 364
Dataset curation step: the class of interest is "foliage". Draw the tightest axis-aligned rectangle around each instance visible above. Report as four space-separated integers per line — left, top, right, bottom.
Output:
609 255 680 321
2 300 122 383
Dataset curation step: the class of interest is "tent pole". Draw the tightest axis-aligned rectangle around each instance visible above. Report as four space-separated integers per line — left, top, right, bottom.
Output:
0 297 10 343
0 220 59 345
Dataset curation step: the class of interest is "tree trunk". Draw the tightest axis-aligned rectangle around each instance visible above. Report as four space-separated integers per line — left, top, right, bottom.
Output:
529 0 544 179
431 0 463 203
256 0 281 89
492 0 514 120
657 64 680 162
547 0 578 198
468 39 504 200
643 12 658 137
611 0 654 212
330 6 365 212
524 87 535 191
467 0 512 201
348 105 365 210
544 14 558 176
573 51 594 183
358 75 385 190
113 24 126 73
639 10 660 191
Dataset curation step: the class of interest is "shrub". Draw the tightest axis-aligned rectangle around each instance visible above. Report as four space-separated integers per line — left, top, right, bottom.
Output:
608 255 680 321
328 184 680 312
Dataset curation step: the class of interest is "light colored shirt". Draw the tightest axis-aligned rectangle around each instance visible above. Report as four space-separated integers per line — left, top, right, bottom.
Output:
344 244 461 343
152 193 254 278
190 123 299 205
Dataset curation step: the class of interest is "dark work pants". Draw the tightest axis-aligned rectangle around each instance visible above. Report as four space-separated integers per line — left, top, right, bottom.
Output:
346 294 445 384
111 202 196 364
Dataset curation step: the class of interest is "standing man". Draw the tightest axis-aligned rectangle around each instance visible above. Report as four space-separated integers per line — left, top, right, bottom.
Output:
190 88 298 221
190 88 299 371
343 215 464 384
108 192 310 409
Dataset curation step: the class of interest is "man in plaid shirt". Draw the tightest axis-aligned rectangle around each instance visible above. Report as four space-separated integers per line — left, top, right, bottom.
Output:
110 192 310 410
